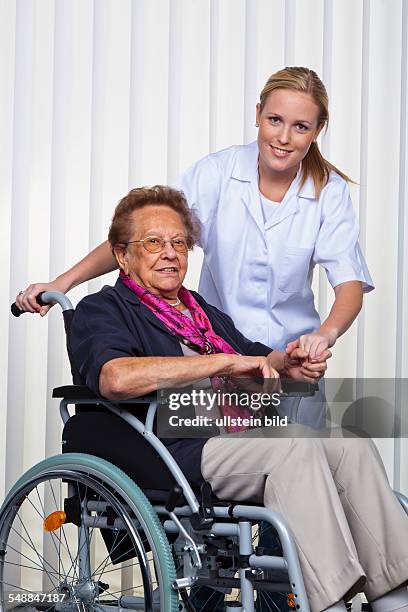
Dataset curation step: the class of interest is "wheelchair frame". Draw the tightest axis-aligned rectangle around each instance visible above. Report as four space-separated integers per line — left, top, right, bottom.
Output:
4 291 408 612
57 391 309 611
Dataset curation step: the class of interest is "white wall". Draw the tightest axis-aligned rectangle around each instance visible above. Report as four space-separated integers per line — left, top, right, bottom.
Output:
1 0 407 499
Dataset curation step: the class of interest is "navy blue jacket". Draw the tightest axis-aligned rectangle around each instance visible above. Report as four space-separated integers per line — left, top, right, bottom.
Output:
70 278 273 483
71 278 272 393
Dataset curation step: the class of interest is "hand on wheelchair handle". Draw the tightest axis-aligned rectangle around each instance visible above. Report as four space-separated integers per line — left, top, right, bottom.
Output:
13 279 65 316
11 292 46 317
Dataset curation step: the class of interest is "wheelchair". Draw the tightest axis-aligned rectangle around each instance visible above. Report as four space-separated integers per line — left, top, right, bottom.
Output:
2 292 408 612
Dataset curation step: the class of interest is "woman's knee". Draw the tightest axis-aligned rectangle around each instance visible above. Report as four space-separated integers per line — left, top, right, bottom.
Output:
282 437 326 468
323 437 385 476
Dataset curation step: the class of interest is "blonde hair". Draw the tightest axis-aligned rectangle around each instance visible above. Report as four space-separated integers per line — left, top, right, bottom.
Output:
259 67 353 198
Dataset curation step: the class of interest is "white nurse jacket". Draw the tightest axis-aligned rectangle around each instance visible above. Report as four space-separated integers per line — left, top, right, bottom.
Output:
176 141 374 351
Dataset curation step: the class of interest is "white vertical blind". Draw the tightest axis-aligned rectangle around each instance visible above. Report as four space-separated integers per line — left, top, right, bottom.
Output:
1 0 407 499
395 0 408 492
0 0 16 501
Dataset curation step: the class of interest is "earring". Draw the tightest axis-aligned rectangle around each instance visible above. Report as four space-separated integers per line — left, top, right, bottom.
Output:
255 123 259 127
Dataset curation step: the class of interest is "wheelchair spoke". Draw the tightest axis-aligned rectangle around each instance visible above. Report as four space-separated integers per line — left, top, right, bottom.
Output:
48 477 77 582
90 532 137 581
107 581 158 597
3 540 61 584
94 561 140 576
97 587 120 602
23 490 74 581
257 590 285 612
58 478 109 584
25 491 46 521
3 559 62 578
0 579 58 599
33 484 71 582
196 587 222 611
7 522 59 588
58 480 90 583
91 529 124 585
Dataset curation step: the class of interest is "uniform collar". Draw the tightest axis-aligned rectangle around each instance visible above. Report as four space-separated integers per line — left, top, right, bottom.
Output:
231 141 317 200
231 141 259 182
297 173 316 199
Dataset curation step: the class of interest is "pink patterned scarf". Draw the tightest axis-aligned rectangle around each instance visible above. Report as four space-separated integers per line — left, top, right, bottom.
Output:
120 271 252 432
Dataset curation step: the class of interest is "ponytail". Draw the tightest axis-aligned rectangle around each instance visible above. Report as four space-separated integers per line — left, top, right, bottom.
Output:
301 141 354 199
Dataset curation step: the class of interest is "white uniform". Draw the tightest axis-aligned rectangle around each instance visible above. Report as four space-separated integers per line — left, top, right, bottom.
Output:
176 141 374 352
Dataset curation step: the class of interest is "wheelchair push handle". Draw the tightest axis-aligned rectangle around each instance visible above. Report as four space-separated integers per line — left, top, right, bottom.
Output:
11 291 74 317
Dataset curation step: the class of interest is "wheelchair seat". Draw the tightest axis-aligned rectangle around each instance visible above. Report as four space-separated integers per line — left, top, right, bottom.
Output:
62 409 176 495
57 385 268 511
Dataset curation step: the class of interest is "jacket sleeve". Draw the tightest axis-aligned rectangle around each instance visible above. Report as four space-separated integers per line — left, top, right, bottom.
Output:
70 293 144 396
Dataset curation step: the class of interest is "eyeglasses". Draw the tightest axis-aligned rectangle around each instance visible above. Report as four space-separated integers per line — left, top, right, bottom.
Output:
125 235 189 253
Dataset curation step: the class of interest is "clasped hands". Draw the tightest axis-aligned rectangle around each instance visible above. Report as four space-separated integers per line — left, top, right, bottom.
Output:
281 336 331 384
225 335 331 398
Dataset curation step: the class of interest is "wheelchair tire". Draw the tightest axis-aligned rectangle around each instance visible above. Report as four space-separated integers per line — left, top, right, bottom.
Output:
0 453 179 612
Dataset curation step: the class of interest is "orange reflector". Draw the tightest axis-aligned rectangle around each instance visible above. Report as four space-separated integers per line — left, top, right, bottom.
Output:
287 593 296 608
44 511 66 532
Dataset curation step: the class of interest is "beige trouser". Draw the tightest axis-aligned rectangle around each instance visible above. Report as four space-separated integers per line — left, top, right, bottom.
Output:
201 433 408 612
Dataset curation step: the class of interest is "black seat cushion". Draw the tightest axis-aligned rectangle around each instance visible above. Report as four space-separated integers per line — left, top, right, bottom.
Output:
62 411 178 494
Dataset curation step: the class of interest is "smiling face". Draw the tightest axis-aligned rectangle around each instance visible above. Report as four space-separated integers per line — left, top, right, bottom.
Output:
114 205 188 299
256 88 323 182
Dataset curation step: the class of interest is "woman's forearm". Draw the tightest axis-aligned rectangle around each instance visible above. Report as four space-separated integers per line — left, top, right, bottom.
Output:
99 353 277 400
99 354 232 399
318 281 363 345
54 241 118 292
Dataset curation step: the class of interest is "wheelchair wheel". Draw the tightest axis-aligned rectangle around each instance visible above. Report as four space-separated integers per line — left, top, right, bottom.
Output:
0 453 179 612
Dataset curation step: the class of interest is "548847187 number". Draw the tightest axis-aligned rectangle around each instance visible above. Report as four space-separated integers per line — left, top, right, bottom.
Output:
7 592 67 603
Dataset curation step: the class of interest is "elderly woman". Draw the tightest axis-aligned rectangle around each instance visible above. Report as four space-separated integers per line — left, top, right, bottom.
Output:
70 186 408 612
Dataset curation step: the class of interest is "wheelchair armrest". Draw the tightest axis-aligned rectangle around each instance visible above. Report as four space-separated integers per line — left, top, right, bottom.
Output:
53 385 98 399
52 385 158 404
52 381 318 402
280 380 319 396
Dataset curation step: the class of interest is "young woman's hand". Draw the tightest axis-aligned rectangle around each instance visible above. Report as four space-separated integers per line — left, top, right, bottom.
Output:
284 341 331 381
15 279 67 316
15 241 118 316
286 332 335 361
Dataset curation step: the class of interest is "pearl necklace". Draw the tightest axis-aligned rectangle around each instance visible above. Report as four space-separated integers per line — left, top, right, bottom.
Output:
166 297 181 307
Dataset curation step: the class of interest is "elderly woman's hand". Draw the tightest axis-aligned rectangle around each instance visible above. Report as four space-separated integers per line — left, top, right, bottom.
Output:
223 355 280 380
15 279 66 316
